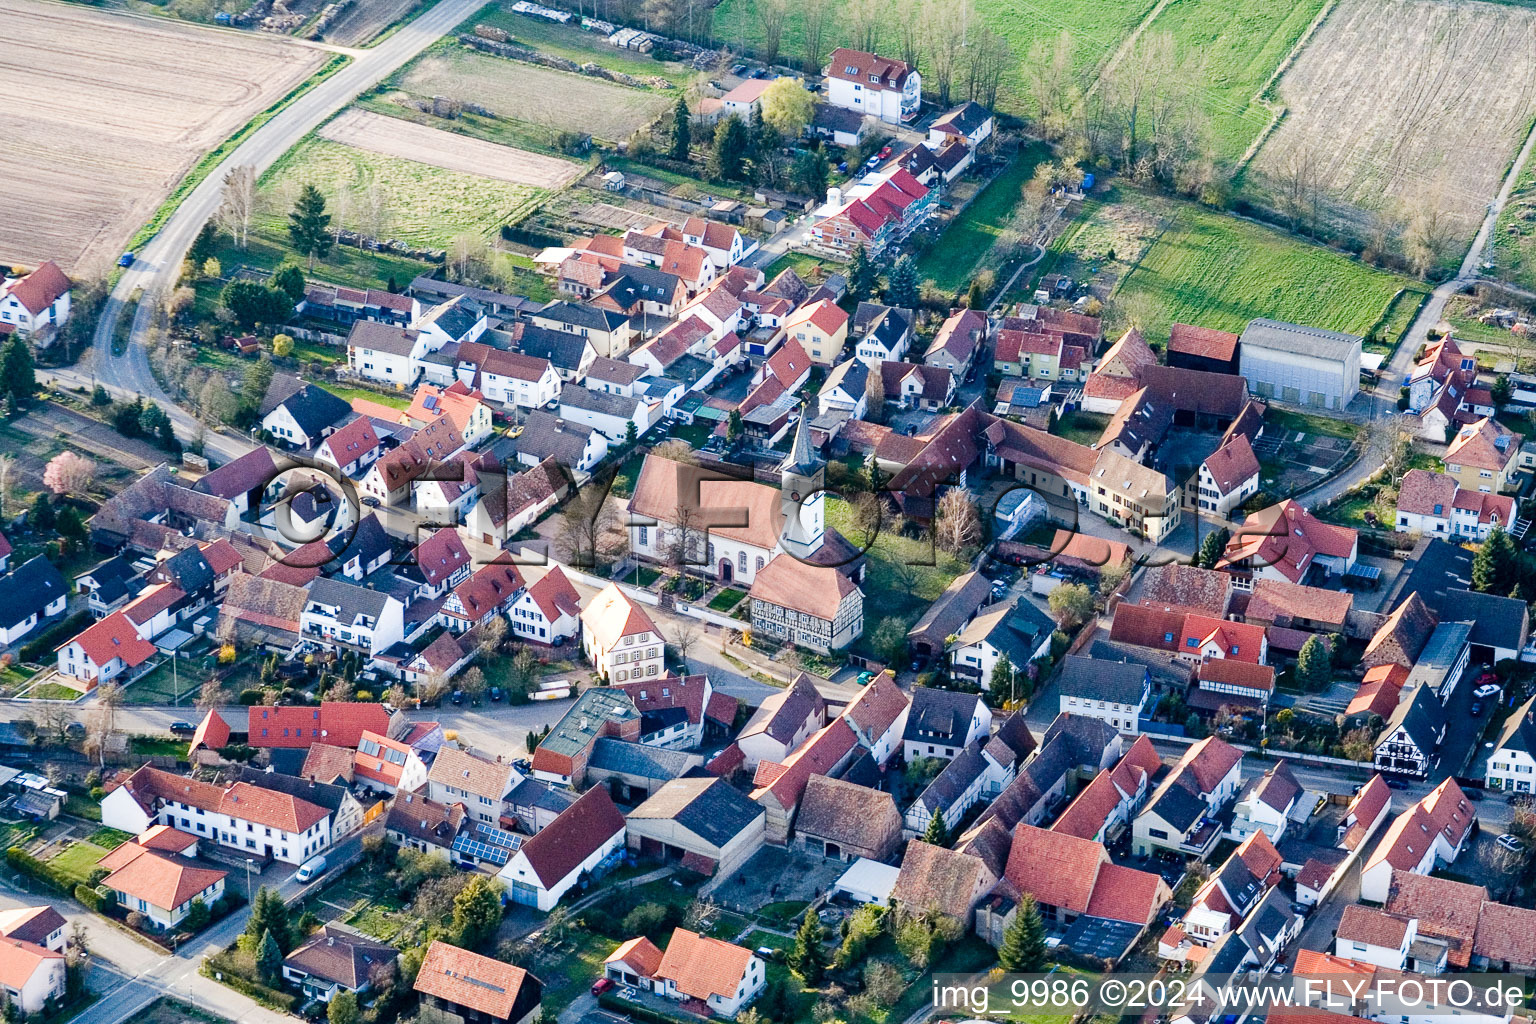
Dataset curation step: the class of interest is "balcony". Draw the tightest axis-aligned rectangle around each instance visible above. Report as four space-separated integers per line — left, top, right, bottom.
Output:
1178 818 1223 856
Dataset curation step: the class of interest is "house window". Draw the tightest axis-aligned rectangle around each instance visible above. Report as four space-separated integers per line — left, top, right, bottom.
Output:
638 526 648 546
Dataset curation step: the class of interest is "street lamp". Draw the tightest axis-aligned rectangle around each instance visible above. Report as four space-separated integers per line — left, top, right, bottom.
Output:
245 858 255 901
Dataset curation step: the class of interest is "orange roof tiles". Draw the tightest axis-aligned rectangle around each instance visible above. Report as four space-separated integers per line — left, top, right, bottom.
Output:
655 928 755 1001
101 848 225 911
414 940 536 1019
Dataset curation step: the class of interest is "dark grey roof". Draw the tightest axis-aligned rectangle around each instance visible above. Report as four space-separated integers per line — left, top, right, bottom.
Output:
821 358 870 401
307 577 392 620
418 296 483 340
588 737 697 781
1058 655 1149 705
916 736 988 811
0 556 66 630
260 374 309 417
276 385 351 440
230 765 351 814
1040 712 1120 771
1235 887 1294 964
409 277 542 316
538 301 628 333
516 324 592 371
933 100 991 136
585 356 646 387
634 777 763 847
77 555 142 606
346 320 421 358
1392 539 1530 651
1240 318 1361 362
507 777 578 814
602 265 682 306
853 301 913 338
559 385 644 419
812 102 864 134
1382 684 1444 753
330 513 393 571
517 410 600 469
1408 620 1473 689
160 545 215 593
1214 848 1268 916
904 687 984 745
1145 777 1207 832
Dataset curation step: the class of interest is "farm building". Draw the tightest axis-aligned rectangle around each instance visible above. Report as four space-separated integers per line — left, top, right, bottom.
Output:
1238 319 1361 411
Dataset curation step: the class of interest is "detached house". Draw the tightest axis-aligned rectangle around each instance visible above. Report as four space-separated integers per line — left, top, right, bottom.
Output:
415 941 542 1024
1132 737 1243 858
1219 499 1358 585
1396 468 1515 541
581 584 663 683
783 299 849 365
0 261 70 339
260 382 350 450
300 578 406 658
55 611 157 688
852 302 914 365
903 688 992 762
283 926 397 1005
1359 779 1477 902
510 566 582 646
99 844 226 932
824 47 921 124
1486 694 1536 794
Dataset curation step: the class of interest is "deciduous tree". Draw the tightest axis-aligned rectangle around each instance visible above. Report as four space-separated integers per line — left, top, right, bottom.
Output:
761 77 813 139
43 452 95 497
934 488 981 555
217 166 256 249
1047 582 1094 629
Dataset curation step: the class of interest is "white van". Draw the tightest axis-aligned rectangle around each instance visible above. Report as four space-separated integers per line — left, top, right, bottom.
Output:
295 855 328 883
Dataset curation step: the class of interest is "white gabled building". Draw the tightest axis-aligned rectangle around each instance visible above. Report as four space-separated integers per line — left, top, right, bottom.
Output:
511 567 583 646
498 787 625 911
1487 694 1536 795
0 261 71 339
824 48 920 124
580 584 664 684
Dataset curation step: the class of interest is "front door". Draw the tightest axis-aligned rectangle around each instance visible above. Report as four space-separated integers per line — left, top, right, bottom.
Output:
719 559 733 583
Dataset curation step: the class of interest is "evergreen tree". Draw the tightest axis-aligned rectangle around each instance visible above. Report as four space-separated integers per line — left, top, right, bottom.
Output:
1196 527 1230 569
221 281 291 330
966 278 985 311
707 116 750 182
625 420 638 446
793 149 829 199
726 409 743 444
990 653 1015 699
670 98 692 161
848 244 878 301
1474 525 1517 594
0 337 35 409
56 507 86 555
270 263 307 305
29 493 55 533
451 876 505 949
256 929 283 982
1295 635 1332 691
187 222 218 272
888 255 919 310
247 886 291 951
788 906 828 983
922 807 949 847
288 184 332 270
241 357 275 415
998 894 1047 972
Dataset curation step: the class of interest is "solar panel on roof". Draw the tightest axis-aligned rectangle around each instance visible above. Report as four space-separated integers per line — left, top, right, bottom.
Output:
452 832 512 865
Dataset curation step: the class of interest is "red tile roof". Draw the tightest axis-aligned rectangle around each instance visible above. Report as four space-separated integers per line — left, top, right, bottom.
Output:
414 940 536 1020
190 710 231 753
655 928 756 1001
580 583 659 650
1179 613 1266 662
1168 323 1239 362
605 936 664 978
449 561 524 621
1203 434 1259 495
1220 499 1357 584
751 718 858 809
827 47 914 89
413 529 471 588
248 702 390 749
1004 823 1106 915
353 730 417 788
518 786 625 888
64 612 156 670
317 417 379 466
525 566 581 623
101 848 225 912
5 261 70 315
1347 666 1408 719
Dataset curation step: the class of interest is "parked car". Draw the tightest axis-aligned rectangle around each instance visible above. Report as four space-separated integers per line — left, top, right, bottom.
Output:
118 252 135 268
755 947 780 961
878 145 892 159
1463 786 1484 801
513 758 532 774
1472 699 1486 716
1498 833 1525 852
362 496 381 508
451 689 464 705
592 978 615 997
490 687 503 702
169 721 195 737
1385 778 1410 790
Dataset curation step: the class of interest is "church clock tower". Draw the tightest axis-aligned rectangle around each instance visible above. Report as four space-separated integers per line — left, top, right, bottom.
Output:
779 407 825 558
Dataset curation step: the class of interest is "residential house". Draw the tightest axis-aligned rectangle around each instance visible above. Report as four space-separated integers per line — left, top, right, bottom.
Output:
907 571 993 662
735 674 827 770
510 566 582 646
1227 762 1303 843
1219 499 1358 585
1131 737 1243 858
1396 469 1515 541
1196 434 1262 518
1056 655 1151 734
812 171 933 257
924 308 985 377
415 941 541 1024
358 415 466 507
748 555 863 654
527 303 633 360
613 673 737 750
1359 780 1477 902
824 48 921 124
653 929 765 1017
946 598 1054 692
0 908 64 953
0 261 70 339
300 579 406 658
1188 660 1276 721
904 729 1025 840
581 584 663 683
750 718 860 842
497 786 626 910
283 926 397 1004
903 688 992 762
54 611 157 688
1363 592 1439 671
192 447 283 516
1238 319 1362 411
0 556 68 645
98 844 226 931
385 793 464 857
440 561 525 634
1444 417 1522 493
353 731 428 795
453 344 562 411
557 385 656 444
404 381 494 447
852 303 913 365
1049 735 1163 844
531 688 642 787
625 776 765 877
512 323 596 384
1485 694 1536 794
515 411 608 476
783 299 849 365
1334 905 1416 971
426 747 519 828
467 456 569 546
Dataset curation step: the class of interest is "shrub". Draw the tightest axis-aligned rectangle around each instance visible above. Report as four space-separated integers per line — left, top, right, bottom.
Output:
74 884 106 912
7 847 67 894
238 689 264 706
126 911 146 930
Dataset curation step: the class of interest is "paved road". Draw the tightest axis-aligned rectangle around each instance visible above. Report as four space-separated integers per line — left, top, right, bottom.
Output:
86 0 485 462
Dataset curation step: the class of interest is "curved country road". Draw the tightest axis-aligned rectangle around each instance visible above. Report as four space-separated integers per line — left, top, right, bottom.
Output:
87 0 484 463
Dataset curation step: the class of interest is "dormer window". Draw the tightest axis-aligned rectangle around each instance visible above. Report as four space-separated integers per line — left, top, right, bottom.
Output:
844 65 858 74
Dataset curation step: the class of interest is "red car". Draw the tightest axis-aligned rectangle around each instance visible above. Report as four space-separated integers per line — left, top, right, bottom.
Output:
592 978 615 997
878 145 892 159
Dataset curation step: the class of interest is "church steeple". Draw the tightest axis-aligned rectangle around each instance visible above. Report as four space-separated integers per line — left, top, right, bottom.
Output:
780 406 825 557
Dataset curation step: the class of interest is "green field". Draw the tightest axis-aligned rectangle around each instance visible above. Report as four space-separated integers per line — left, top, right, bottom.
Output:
466 3 701 87
1111 195 1414 338
710 0 1157 114
260 137 546 249
915 142 1050 292
323 385 411 410
1148 0 1327 162
825 496 967 640
1492 154 1536 291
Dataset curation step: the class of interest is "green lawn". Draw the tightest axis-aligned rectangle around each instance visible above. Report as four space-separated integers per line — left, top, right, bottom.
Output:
709 0 1157 115
1148 0 1326 162
1112 193 1415 338
915 142 1050 293
323 385 411 410
1492 147 1536 291
1050 410 1110 446
826 496 968 639
124 660 198 706
1368 286 1432 357
47 842 109 887
763 250 840 287
1265 407 1360 440
88 828 134 850
757 900 810 926
130 736 191 759
466 2 701 87
259 136 546 249
708 588 747 612
20 682 83 702
63 794 101 823
204 231 431 299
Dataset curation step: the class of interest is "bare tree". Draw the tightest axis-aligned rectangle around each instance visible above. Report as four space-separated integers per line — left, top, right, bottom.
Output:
216 166 256 249
459 666 487 703
1278 147 1321 237
196 676 223 712
650 439 699 465
920 0 966 108
757 0 788 67
1027 32 1082 142
892 0 922 68
964 27 1011 110
1099 30 1176 175
666 501 703 573
1404 197 1457 280
800 0 828 74
90 681 123 768
0 457 16 522
845 0 884 56
672 622 701 671
420 669 452 707
850 490 885 548
357 184 392 246
934 489 982 554
557 487 617 569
